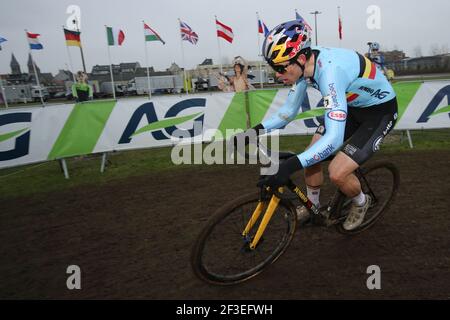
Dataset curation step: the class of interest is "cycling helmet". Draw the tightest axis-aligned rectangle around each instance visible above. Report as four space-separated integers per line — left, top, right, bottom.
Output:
262 19 312 65
370 42 380 51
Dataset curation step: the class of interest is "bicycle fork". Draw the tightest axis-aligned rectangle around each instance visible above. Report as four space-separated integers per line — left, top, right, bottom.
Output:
242 188 281 250
242 183 320 250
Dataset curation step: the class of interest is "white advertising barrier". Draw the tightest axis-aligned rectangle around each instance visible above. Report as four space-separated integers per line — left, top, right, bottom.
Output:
0 81 449 170
395 81 450 130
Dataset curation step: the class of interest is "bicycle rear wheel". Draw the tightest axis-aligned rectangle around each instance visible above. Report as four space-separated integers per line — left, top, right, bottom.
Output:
335 160 400 234
191 191 297 285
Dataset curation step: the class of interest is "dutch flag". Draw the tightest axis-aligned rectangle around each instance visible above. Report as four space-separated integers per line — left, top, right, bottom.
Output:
27 32 43 50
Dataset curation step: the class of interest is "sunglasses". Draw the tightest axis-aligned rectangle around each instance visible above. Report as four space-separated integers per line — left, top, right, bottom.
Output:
269 59 301 74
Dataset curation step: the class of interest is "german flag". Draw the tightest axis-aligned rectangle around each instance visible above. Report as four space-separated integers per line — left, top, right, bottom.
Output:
357 53 376 80
64 28 81 47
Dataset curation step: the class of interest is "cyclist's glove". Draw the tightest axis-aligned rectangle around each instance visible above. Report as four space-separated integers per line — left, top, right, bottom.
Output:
257 156 303 189
228 123 264 151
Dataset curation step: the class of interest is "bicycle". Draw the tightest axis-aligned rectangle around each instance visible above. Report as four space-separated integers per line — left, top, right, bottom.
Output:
191 142 400 285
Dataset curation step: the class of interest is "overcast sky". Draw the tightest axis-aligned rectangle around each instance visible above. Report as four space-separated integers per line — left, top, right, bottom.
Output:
1 0 449 75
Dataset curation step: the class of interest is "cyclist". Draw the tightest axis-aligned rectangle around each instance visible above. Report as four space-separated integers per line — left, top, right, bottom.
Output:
232 18 398 230
367 42 387 74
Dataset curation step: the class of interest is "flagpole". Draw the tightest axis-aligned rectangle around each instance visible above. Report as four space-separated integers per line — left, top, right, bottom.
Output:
214 15 223 74
178 18 189 95
105 26 116 100
338 6 342 47
63 26 77 82
25 30 45 106
256 12 263 89
142 21 152 100
74 19 87 73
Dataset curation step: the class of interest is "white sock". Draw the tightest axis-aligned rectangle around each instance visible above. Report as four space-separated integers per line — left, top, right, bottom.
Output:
307 186 321 207
352 191 366 206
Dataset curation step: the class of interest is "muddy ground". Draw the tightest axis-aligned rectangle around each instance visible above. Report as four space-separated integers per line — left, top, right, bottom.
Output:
1 150 449 299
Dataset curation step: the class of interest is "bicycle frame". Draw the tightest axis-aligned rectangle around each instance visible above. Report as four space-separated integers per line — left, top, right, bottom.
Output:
242 182 320 250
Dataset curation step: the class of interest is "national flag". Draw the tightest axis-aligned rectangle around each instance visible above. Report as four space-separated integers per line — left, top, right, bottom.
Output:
27 32 43 50
216 19 233 43
258 20 269 37
180 20 198 44
144 22 165 44
106 26 125 46
63 28 81 47
295 11 313 32
338 15 343 40
0 36 6 51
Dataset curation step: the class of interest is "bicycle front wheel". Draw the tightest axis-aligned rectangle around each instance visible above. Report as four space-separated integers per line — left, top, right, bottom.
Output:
191 191 297 285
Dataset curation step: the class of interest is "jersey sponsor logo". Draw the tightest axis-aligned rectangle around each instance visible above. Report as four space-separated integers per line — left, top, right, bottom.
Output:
305 144 334 166
328 83 340 108
372 135 384 152
358 85 390 100
382 120 393 136
327 110 347 122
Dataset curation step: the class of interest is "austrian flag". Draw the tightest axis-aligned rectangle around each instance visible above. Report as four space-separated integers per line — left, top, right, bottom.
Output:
216 19 233 43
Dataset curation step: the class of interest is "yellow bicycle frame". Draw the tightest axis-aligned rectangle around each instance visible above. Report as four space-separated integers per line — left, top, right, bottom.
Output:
242 187 283 250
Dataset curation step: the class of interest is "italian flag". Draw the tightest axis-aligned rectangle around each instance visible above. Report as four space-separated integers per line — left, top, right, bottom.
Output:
144 22 165 44
106 26 125 46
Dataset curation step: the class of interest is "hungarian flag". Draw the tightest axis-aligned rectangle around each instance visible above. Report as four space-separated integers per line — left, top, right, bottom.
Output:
106 26 125 46
144 22 165 44
216 19 233 43
27 32 43 50
64 28 81 47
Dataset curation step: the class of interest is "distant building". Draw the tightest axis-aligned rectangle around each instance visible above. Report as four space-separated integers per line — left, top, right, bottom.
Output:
89 62 176 85
387 53 450 75
167 62 182 73
199 58 213 66
381 50 407 64
27 53 41 75
5 52 54 85
10 54 21 75
53 70 74 85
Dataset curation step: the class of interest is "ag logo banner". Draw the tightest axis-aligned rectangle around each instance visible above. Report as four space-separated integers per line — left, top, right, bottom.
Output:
396 81 450 130
93 95 232 153
0 106 74 169
0 112 32 161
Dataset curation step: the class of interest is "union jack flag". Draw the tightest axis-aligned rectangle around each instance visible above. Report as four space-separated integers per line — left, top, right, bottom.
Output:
180 20 198 44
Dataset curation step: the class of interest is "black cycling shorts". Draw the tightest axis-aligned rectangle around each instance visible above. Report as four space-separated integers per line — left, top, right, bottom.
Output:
315 97 398 165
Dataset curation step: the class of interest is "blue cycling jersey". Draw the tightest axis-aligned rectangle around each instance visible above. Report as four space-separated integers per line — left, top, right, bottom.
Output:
262 46 396 168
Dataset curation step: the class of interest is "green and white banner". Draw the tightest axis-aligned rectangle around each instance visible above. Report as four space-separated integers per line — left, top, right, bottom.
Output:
0 81 449 169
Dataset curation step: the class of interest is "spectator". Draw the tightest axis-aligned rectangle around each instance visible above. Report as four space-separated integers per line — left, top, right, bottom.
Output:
229 56 254 92
72 71 93 102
